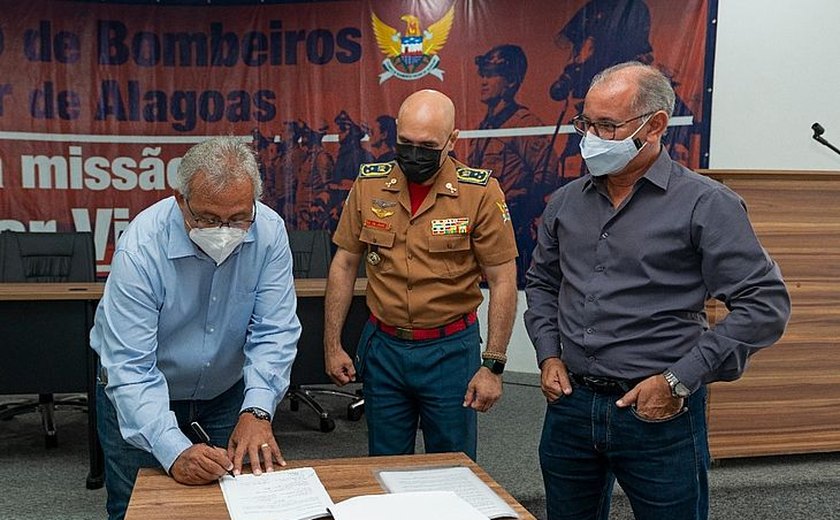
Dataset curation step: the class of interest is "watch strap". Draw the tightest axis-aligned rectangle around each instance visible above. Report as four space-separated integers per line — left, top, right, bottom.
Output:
241 407 271 421
482 357 505 375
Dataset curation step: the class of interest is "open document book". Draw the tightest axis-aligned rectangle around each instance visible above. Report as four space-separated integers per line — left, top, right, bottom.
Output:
219 465 518 520
219 467 333 520
376 466 519 519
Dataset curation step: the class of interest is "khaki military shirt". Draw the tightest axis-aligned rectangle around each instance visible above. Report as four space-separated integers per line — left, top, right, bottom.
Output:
333 157 518 329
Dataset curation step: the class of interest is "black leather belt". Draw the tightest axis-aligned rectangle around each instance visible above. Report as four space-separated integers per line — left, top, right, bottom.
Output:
569 372 646 395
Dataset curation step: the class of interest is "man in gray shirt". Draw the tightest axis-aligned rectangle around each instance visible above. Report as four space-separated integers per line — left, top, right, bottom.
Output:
524 62 790 520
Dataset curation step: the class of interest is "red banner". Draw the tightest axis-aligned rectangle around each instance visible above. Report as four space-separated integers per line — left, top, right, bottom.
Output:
0 0 713 276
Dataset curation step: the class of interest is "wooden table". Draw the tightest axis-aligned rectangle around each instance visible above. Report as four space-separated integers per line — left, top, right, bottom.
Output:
126 452 535 520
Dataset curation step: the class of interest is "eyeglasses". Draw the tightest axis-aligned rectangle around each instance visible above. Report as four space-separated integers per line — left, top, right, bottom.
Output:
185 198 256 230
571 112 654 140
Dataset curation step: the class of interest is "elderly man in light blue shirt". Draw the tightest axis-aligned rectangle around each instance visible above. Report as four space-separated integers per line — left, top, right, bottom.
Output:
92 136 301 520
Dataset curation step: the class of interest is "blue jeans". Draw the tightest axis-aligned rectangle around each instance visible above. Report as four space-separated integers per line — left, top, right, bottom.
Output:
96 379 244 520
539 383 710 520
358 320 480 460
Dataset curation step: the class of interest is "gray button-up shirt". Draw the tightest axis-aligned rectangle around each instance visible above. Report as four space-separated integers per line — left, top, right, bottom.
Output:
524 150 790 392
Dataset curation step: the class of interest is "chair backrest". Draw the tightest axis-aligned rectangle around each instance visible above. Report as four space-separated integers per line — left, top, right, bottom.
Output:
286 229 332 278
0 231 95 283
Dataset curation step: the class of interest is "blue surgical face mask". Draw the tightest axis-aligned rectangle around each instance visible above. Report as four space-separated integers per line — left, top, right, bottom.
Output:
579 117 650 177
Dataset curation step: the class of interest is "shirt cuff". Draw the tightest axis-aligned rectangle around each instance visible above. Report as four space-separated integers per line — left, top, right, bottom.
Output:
241 387 278 420
669 351 707 394
151 427 193 473
535 338 562 366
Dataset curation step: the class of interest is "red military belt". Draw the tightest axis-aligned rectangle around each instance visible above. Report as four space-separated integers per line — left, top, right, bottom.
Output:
369 311 478 341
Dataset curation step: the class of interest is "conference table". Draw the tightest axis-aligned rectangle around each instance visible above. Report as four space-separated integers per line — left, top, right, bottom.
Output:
125 452 536 519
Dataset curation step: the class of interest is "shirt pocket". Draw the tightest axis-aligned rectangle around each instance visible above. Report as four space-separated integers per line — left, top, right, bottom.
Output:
225 288 257 342
359 227 396 273
428 235 472 278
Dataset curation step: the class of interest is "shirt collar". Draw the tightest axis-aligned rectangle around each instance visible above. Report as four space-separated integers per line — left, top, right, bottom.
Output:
582 147 674 192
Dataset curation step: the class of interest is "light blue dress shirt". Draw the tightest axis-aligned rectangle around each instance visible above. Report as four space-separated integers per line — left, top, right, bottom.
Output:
91 196 301 471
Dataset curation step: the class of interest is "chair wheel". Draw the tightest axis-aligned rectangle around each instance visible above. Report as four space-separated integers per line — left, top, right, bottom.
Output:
319 417 335 433
45 434 58 449
347 404 364 422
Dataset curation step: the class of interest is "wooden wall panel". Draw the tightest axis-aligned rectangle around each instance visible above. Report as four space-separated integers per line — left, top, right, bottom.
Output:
699 170 840 459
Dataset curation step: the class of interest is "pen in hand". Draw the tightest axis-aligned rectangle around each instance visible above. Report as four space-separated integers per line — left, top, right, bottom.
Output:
190 421 235 479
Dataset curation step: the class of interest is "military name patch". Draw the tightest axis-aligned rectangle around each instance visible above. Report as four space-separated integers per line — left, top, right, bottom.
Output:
496 201 511 223
359 162 394 178
431 217 470 235
364 219 389 230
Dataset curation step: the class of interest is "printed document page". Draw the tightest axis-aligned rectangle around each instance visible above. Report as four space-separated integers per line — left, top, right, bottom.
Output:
328 491 486 520
377 466 519 519
219 467 334 520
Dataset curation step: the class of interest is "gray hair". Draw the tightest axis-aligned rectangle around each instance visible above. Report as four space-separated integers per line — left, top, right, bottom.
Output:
174 136 263 200
590 61 676 118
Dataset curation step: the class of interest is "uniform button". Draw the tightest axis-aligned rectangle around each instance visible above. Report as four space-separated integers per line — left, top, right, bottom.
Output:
586 327 594 334
205 362 211 368
595 265 605 272
587 356 596 362
211 296 217 302
208 327 214 333
601 232 609 239
587 295 595 302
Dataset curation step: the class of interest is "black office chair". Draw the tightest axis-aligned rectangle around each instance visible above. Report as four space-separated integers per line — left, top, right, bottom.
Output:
0 231 96 448
286 229 365 432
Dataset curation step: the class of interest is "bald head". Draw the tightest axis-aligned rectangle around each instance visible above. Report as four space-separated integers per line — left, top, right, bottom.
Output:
397 89 456 141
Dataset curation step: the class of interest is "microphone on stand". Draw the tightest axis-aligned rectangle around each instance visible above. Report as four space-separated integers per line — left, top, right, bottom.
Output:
811 122 840 156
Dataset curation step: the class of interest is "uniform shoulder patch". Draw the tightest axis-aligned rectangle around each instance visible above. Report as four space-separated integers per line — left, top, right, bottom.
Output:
358 162 394 178
455 165 492 186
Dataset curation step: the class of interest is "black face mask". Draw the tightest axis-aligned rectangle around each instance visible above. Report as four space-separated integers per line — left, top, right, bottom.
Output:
395 143 444 184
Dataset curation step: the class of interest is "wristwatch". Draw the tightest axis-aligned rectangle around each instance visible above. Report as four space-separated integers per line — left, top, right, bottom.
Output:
663 370 690 398
241 407 271 421
481 358 505 375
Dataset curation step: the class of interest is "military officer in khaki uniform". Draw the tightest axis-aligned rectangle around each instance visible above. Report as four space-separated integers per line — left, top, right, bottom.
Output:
324 90 518 460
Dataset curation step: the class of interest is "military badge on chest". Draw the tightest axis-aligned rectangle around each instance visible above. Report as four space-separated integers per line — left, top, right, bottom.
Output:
371 198 397 219
362 218 389 266
431 217 470 235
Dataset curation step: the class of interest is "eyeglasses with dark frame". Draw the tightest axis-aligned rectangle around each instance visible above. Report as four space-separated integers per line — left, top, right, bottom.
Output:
572 112 655 140
185 198 256 230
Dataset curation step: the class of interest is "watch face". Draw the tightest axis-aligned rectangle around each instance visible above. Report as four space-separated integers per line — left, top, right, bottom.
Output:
674 383 691 398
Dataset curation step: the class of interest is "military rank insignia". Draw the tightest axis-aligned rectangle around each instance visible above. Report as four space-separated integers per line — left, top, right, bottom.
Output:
496 201 511 223
455 166 491 186
359 162 394 178
431 217 470 235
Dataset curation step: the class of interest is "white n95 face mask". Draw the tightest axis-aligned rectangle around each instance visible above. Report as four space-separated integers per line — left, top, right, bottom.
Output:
579 119 650 177
189 227 247 265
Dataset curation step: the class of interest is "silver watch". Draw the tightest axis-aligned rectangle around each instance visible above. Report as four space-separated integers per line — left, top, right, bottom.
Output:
663 370 690 398
241 407 271 421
